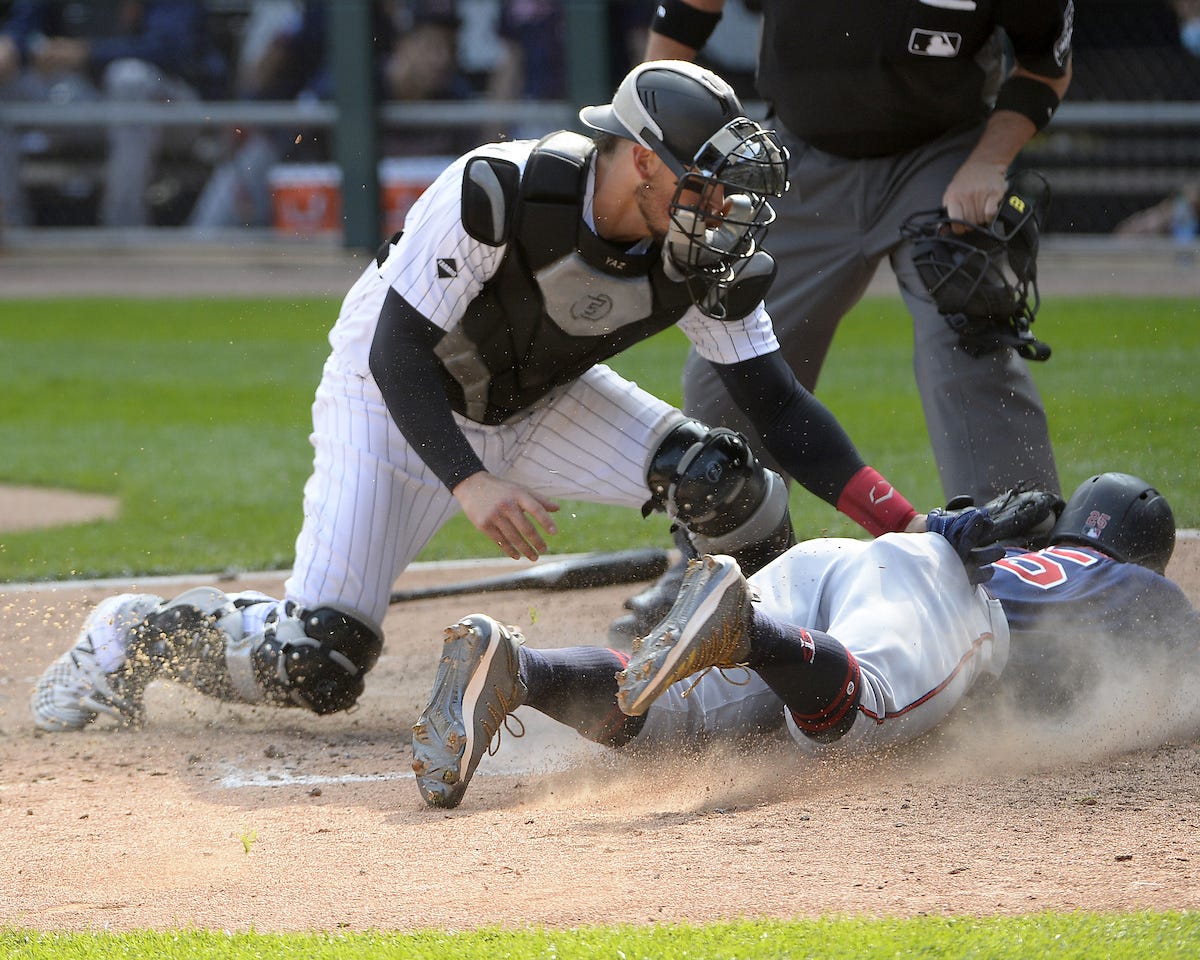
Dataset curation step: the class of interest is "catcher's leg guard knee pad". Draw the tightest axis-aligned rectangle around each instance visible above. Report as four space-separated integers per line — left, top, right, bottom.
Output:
244 603 383 715
138 588 382 715
644 419 794 576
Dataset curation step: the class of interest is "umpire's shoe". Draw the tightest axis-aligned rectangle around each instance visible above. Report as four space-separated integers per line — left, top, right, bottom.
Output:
31 593 163 731
616 555 756 717
607 554 688 647
609 526 692 647
412 614 527 809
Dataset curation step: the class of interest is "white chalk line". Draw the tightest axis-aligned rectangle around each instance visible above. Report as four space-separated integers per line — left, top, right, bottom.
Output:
216 759 583 790
216 749 593 790
215 710 605 790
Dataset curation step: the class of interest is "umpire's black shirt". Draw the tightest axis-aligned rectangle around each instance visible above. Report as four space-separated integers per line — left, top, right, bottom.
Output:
755 0 1073 158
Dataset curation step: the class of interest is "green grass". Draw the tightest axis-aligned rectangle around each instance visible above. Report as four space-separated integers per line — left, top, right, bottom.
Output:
0 298 333 580
0 295 1197 582
3 913 1199 958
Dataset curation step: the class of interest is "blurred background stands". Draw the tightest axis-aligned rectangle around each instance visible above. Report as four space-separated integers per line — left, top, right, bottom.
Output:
0 0 230 229
0 0 1198 246
1015 0 1200 236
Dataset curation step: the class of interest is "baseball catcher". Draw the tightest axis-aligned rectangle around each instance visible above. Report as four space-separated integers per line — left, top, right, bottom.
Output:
34 60 943 733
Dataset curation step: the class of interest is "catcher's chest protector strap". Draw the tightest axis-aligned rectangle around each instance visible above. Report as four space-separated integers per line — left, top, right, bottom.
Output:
459 133 587 262
376 229 403 267
463 131 657 276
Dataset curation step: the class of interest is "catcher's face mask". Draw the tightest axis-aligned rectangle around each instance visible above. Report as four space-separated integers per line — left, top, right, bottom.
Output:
902 170 1051 361
661 118 790 319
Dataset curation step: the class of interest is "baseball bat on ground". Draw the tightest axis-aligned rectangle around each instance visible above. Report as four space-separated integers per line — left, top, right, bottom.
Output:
388 547 673 604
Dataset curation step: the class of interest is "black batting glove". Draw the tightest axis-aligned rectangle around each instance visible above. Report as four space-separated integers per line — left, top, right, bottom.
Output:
925 505 1006 585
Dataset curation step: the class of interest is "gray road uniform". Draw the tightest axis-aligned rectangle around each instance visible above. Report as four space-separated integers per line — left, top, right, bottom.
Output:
673 0 1074 504
639 533 1011 753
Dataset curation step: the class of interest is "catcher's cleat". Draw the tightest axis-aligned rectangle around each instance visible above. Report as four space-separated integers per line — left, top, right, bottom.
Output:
412 614 527 809
31 594 162 732
616 554 755 717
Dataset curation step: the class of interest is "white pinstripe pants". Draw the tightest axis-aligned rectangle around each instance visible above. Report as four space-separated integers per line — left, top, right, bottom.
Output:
284 359 685 628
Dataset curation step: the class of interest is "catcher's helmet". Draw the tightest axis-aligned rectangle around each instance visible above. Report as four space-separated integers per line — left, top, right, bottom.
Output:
580 61 789 319
1048 472 1176 574
902 170 1050 361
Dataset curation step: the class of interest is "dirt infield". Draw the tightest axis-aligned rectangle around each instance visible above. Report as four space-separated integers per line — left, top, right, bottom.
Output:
2 537 1199 932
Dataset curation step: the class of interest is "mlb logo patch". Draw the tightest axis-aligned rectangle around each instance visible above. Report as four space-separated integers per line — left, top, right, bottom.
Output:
1083 510 1111 538
909 29 961 57
437 258 458 278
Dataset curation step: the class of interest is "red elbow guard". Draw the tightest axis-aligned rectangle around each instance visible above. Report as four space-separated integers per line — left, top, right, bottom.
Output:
836 466 918 537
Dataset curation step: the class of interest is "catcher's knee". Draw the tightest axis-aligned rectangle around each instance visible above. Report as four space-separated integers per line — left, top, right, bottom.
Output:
644 419 792 572
248 604 383 715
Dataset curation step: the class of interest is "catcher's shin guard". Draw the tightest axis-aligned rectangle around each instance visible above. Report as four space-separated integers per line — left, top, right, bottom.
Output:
136 588 383 715
614 421 794 644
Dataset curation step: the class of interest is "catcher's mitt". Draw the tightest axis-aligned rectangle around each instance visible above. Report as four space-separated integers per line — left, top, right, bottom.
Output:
977 481 1066 548
928 481 1064 583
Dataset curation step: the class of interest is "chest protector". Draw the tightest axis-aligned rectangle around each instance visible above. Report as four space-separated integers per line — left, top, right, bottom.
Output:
435 131 700 425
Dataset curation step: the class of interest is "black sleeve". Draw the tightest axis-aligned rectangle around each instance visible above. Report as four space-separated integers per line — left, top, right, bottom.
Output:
711 350 866 505
1001 0 1072 76
368 287 485 491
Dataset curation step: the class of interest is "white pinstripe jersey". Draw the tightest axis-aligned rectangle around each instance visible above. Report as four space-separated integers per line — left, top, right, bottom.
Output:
289 138 798 625
326 139 783 389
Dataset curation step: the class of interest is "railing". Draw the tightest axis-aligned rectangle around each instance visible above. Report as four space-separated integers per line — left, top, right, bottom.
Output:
0 99 576 129
3 98 1199 236
1016 102 1200 229
3 98 1197 130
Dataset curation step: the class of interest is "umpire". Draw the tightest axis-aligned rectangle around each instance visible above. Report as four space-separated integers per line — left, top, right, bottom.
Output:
645 0 1073 505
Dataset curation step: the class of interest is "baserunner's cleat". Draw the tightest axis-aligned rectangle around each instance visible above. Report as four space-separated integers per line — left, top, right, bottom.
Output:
616 555 754 717
412 614 527 808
